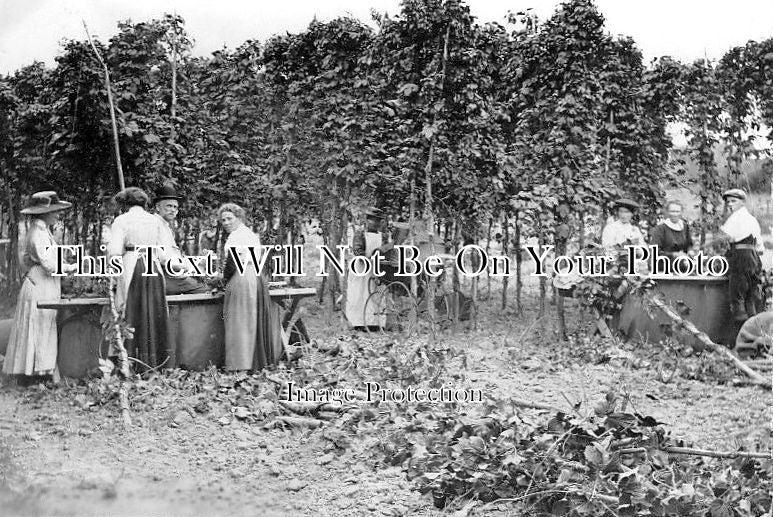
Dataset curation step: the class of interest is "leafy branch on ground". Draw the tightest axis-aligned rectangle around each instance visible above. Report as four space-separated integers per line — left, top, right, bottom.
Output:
12 329 771 516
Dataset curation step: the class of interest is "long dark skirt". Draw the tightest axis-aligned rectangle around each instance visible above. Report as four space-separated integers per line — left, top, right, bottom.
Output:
727 246 763 323
124 257 170 368
252 275 284 371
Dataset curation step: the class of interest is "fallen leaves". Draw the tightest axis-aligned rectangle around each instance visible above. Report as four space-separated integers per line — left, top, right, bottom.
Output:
286 479 307 492
1 308 770 517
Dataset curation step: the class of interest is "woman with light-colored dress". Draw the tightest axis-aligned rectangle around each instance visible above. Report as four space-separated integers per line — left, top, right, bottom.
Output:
218 203 283 371
3 191 76 381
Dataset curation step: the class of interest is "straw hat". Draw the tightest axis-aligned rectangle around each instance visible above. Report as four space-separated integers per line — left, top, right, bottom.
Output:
722 188 747 201
613 198 640 211
20 191 72 215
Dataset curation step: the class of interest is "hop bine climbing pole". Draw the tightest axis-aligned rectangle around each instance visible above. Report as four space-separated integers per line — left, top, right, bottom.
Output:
83 21 125 191
106 276 132 427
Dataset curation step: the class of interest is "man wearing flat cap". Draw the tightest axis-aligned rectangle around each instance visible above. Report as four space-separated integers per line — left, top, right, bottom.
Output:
715 188 764 327
154 184 208 295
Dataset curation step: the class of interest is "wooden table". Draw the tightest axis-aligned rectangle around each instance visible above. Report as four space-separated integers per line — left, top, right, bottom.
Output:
38 286 317 378
37 288 317 309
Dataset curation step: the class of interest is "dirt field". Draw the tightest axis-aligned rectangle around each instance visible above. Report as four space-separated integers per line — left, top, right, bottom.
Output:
1 237 771 517
1 273 771 517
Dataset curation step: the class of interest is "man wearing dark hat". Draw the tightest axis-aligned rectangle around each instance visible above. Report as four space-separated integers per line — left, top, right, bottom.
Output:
155 184 181 236
716 189 764 327
154 184 208 295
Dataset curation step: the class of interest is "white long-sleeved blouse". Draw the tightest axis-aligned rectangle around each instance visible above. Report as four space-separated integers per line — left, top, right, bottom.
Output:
22 218 59 275
106 206 172 258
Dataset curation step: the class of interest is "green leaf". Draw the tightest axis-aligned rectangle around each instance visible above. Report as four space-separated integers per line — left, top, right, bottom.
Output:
398 83 419 96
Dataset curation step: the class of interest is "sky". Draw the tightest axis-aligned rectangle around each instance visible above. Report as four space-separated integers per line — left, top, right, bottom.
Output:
2 0 773 74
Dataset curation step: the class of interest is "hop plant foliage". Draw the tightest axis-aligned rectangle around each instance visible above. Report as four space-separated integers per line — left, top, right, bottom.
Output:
389 391 773 515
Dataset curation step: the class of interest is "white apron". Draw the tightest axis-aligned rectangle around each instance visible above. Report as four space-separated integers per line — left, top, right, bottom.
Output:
345 232 386 327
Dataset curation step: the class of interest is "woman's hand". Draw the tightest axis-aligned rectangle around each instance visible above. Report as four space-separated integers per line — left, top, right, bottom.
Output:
167 261 185 275
63 263 79 275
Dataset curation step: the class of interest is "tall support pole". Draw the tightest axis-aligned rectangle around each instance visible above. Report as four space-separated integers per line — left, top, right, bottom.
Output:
83 21 125 190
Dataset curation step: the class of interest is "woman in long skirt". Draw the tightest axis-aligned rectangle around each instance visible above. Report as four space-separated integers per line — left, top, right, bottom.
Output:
107 187 172 368
3 191 76 381
218 203 283 371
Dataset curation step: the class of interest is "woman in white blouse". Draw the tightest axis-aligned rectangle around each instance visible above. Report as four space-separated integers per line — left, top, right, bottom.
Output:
107 187 173 368
601 198 645 254
218 203 282 371
3 191 77 381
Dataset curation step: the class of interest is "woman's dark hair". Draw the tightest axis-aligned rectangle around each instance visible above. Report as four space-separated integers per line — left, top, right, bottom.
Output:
113 187 149 209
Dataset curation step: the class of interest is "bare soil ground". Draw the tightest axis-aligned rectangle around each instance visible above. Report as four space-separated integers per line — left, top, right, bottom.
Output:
0 270 771 517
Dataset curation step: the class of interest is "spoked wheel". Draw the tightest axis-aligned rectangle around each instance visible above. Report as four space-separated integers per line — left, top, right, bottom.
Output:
415 289 456 334
432 292 456 330
362 277 384 337
364 281 418 339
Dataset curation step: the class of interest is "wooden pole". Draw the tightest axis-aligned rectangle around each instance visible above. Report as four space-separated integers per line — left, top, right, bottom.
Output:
515 211 522 315
502 212 509 310
645 294 771 388
83 21 125 191
107 276 132 427
409 177 417 298
603 112 613 177
1 163 18 288
538 240 546 319
422 23 451 337
619 446 773 460
170 17 178 142
485 216 493 300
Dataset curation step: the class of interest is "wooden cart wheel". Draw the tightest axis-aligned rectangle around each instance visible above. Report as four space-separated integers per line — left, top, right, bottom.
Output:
432 291 455 329
363 281 418 339
363 288 389 337
385 281 419 339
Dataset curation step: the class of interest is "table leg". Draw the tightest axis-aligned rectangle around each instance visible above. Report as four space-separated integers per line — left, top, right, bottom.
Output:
276 297 310 344
280 297 300 329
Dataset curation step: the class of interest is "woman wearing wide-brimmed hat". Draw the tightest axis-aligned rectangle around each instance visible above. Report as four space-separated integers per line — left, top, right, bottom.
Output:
3 191 76 381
